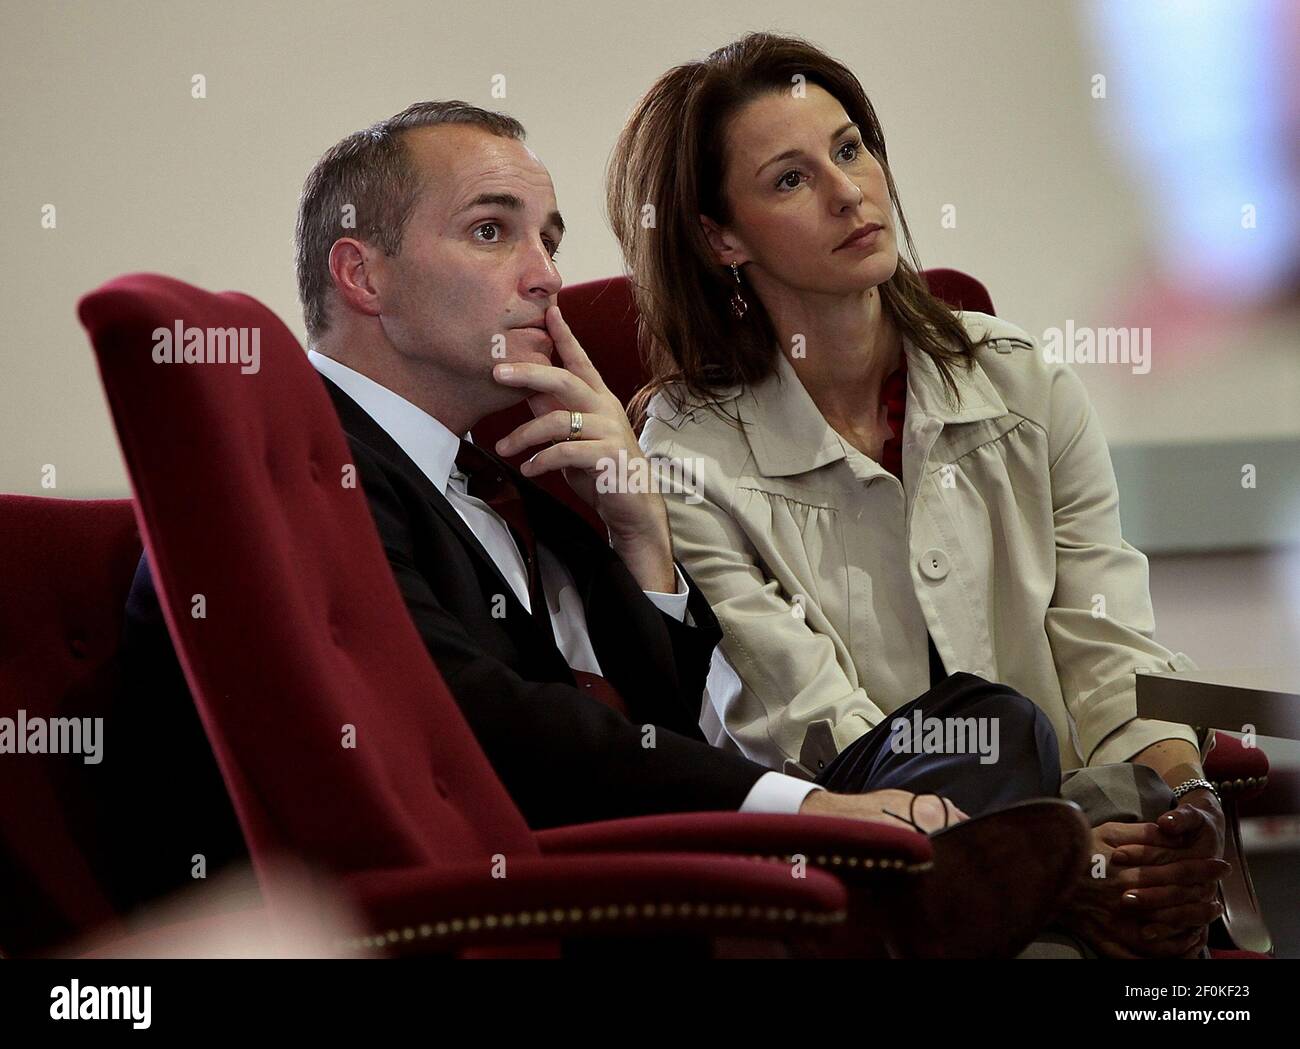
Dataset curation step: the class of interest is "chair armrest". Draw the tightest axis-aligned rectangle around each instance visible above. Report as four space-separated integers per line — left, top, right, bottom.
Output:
1199 733 1273 954
1205 731 1269 801
339 851 848 956
533 811 932 882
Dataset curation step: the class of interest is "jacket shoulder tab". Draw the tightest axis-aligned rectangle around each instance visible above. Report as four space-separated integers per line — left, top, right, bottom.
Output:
957 311 1037 354
643 384 742 432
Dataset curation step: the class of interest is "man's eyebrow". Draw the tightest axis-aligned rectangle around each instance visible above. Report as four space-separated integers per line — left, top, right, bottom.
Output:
453 191 523 216
453 192 565 236
755 121 860 177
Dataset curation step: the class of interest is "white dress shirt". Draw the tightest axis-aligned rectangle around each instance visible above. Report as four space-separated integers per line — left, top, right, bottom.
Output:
309 350 820 814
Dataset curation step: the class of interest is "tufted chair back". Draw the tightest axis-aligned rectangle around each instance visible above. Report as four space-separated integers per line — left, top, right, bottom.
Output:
75 274 538 924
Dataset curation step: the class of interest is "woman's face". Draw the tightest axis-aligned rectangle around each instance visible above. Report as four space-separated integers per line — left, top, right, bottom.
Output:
704 83 899 298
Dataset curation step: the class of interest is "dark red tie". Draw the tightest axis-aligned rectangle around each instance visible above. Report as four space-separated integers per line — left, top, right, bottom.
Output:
455 440 629 717
570 670 629 717
455 439 542 607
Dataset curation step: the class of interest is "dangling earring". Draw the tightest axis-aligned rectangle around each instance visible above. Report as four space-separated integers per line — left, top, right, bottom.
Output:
728 262 748 320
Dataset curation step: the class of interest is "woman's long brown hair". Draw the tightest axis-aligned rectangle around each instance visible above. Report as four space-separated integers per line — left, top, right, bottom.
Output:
608 31 988 426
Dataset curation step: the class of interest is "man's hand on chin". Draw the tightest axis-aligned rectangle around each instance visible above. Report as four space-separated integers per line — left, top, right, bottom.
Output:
491 303 676 593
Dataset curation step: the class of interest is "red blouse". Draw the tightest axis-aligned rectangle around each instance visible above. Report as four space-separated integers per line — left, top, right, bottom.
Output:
878 351 945 685
880 354 908 478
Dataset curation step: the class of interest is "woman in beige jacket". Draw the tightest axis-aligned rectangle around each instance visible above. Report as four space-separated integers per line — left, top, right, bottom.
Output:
610 32 1227 957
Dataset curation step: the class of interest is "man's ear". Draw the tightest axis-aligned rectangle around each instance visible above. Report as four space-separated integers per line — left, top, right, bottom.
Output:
699 214 749 268
327 238 383 322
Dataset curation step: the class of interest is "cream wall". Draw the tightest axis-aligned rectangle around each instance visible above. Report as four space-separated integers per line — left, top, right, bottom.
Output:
2 0 1295 498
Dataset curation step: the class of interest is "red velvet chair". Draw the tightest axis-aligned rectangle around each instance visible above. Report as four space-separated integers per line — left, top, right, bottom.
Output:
476 268 1275 956
59 273 944 959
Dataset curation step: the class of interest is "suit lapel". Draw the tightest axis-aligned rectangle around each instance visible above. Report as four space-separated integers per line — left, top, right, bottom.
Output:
320 372 679 702
319 375 539 634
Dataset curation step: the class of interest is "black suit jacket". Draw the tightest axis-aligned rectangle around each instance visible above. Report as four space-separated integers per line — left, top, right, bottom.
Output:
109 375 767 907
316 376 765 828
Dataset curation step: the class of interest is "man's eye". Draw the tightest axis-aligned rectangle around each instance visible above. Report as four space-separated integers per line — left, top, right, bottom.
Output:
545 241 561 259
473 222 501 243
776 170 803 191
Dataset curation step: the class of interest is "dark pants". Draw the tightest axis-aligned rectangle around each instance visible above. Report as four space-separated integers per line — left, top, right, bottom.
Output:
814 671 1061 819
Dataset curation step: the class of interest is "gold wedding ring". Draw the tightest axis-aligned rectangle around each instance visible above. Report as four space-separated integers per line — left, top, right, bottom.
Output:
567 410 583 441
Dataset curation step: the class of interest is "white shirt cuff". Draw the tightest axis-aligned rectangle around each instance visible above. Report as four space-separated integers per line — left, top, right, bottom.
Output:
642 563 690 623
739 771 825 814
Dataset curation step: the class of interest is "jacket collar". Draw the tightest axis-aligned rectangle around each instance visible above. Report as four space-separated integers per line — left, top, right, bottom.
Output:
307 348 464 494
737 333 1008 479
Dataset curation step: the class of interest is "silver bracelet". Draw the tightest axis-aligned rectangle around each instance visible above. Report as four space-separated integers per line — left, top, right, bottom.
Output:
1171 777 1220 803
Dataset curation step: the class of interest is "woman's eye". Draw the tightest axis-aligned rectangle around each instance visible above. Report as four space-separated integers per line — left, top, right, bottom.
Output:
776 170 803 191
838 141 861 162
474 222 501 243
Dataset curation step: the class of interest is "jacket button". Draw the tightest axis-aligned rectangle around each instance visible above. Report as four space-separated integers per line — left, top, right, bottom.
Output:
919 548 950 580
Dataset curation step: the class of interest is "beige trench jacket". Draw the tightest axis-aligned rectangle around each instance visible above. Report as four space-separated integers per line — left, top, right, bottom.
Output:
640 311 1200 778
